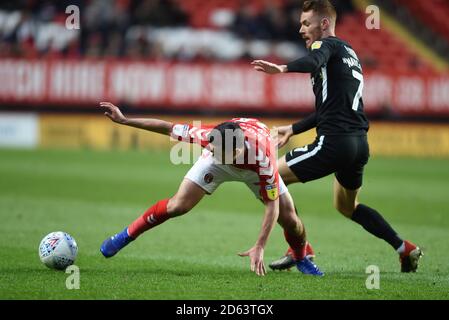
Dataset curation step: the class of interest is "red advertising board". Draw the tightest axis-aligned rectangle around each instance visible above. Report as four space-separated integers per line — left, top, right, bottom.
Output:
1 59 448 115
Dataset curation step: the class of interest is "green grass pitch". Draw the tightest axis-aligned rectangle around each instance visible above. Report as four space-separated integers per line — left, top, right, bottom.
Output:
0 148 448 299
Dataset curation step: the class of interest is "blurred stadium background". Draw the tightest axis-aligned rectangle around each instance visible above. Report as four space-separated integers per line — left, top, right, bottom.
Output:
1 0 449 299
1 0 449 154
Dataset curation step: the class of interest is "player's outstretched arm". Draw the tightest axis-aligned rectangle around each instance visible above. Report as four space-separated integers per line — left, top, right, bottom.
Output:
251 60 288 74
252 41 333 75
238 198 279 276
100 102 173 136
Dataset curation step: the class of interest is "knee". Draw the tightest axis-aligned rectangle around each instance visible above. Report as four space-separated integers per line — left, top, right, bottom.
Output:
167 197 192 217
334 199 355 218
282 176 302 186
279 213 303 233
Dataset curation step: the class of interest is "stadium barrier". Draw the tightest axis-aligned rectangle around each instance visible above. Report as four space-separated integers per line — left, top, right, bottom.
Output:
0 113 38 148
0 59 449 115
35 114 449 157
39 114 173 150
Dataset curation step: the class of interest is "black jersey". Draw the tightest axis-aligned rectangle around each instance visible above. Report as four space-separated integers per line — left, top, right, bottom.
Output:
287 36 369 136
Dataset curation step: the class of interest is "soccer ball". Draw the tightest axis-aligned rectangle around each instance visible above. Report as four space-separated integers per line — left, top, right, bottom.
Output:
38 232 78 270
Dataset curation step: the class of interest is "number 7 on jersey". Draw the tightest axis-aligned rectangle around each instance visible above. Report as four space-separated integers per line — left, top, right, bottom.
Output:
352 69 364 111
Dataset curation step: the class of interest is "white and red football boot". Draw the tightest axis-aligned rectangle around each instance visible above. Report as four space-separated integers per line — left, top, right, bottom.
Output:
400 240 423 273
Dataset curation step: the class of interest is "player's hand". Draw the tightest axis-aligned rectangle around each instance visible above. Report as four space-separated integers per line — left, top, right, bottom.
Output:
251 60 286 74
238 245 266 276
100 102 127 124
273 125 293 149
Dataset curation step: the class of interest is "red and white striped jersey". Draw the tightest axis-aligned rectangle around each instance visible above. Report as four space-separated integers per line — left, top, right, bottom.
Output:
170 118 279 202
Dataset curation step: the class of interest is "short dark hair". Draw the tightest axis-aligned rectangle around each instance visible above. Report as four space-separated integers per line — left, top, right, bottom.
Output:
209 122 244 152
302 0 337 22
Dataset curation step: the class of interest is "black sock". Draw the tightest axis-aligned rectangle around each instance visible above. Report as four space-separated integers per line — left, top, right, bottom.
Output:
351 204 403 250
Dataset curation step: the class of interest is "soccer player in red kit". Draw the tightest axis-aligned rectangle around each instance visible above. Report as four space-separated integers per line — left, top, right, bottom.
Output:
99 102 322 276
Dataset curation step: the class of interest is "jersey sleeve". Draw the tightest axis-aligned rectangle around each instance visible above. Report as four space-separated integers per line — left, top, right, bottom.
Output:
287 38 335 73
292 112 317 134
170 123 211 148
257 145 280 202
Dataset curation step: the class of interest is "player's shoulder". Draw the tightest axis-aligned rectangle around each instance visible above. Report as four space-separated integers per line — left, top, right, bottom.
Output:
310 37 341 54
320 37 360 60
318 36 352 49
231 118 267 129
330 37 356 52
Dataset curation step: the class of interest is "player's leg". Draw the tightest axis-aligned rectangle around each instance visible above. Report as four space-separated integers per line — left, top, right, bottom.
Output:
269 136 336 270
100 153 220 258
277 192 306 260
129 178 206 236
272 190 323 275
281 136 335 185
333 136 423 272
333 177 404 245
240 168 321 274
166 179 206 217
278 156 300 186
101 178 205 258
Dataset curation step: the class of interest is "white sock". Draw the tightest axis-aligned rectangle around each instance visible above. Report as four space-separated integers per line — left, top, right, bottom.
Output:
396 242 405 254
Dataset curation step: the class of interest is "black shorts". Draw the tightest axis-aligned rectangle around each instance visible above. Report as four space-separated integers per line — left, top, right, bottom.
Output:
285 135 370 190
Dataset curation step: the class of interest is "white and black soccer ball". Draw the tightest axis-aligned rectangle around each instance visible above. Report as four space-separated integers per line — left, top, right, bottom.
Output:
38 232 78 270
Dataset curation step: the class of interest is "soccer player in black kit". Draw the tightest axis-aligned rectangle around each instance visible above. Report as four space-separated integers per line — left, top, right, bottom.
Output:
252 0 422 273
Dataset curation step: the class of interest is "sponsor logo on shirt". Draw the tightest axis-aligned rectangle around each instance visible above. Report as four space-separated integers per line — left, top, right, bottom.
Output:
311 41 322 50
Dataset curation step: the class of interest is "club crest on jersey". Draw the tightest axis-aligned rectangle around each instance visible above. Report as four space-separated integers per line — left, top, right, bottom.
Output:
311 41 322 50
204 173 214 184
265 184 278 201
